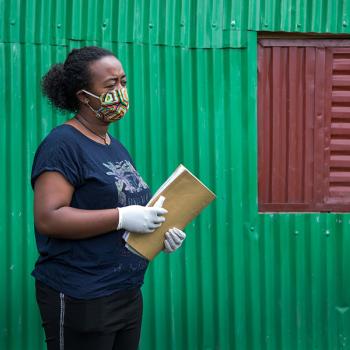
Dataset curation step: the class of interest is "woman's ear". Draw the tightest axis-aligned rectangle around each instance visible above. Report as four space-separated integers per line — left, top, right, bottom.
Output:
76 90 89 104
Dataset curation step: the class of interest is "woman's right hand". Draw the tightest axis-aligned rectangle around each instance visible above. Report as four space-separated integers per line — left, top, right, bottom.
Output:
117 205 167 233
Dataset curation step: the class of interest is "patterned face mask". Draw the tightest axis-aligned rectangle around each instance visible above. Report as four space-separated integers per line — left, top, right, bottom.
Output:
82 87 129 122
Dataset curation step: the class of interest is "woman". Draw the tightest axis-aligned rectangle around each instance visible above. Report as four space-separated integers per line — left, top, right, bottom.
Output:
31 46 186 350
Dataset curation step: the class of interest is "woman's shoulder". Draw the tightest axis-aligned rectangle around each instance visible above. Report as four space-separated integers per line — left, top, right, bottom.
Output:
31 124 83 189
45 123 77 141
109 135 135 159
109 134 127 151
32 124 83 166
38 124 79 150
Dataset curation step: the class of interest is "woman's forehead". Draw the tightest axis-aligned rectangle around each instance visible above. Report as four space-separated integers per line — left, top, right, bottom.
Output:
89 56 125 82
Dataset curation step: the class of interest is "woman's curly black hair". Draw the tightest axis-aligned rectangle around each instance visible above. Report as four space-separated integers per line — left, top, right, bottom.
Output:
41 46 114 113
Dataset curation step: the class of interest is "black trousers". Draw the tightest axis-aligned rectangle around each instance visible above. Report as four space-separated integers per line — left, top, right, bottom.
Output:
35 280 143 350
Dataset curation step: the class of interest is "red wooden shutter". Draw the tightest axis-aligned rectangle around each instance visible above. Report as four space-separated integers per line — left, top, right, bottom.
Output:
258 39 350 212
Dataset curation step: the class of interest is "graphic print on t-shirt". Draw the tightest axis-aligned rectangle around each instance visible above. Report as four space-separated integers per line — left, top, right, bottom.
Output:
103 160 149 206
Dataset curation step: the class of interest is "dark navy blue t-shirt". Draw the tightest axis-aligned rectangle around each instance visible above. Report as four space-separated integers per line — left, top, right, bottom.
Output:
31 124 152 299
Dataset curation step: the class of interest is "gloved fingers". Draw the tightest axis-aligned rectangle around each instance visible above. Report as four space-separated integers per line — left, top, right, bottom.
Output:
165 231 179 250
152 216 166 224
153 195 166 208
149 207 168 216
170 227 186 240
167 230 182 245
164 239 173 253
149 222 162 230
148 208 167 227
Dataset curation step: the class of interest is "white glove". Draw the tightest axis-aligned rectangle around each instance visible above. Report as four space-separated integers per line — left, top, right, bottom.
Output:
163 227 186 253
117 204 167 233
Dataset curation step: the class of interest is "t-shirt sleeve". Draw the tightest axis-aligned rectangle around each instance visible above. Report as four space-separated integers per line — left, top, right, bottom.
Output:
31 141 83 189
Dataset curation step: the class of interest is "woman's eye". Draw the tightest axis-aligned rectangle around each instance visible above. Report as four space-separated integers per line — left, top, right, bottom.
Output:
106 81 126 89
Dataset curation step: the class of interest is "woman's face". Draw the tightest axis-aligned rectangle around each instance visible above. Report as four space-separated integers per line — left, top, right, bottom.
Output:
81 55 127 112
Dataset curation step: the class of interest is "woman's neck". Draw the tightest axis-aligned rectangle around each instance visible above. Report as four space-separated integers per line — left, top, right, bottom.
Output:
64 112 111 145
75 113 109 135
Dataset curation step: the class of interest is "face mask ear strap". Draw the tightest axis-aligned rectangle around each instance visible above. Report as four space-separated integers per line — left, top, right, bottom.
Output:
81 89 99 100
86 102 104 120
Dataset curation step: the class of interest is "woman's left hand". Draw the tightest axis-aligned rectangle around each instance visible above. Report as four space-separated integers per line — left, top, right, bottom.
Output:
163 227 186 253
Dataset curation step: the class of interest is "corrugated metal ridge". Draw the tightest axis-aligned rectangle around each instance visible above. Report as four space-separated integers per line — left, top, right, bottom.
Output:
0 0 248 48
248 0 350 33
2 0 350 49
0 38 246 48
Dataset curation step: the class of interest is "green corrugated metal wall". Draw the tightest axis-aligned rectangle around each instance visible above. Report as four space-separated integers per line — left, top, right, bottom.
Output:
0 1 349 349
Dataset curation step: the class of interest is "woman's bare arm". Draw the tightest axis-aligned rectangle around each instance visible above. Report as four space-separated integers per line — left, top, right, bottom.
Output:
34 171 119 239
